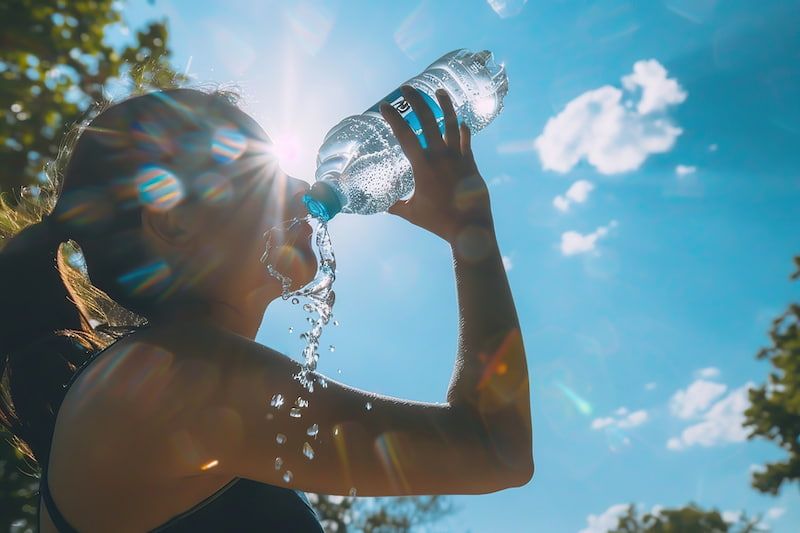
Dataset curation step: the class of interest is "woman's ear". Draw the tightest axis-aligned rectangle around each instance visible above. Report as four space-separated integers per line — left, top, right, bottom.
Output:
141 204 199 250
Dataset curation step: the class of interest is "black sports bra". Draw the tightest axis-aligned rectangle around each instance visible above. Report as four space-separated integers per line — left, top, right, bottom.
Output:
38 341 324 532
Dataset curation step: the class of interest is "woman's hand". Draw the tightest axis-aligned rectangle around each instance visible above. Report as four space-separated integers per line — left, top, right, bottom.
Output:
380 86 493 244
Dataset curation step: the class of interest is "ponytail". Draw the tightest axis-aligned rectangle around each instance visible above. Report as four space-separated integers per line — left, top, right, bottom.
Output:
0 217 95 464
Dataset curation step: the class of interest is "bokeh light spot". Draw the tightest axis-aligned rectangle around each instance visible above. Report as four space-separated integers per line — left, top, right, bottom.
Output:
135 165 184 211
212 125 248 164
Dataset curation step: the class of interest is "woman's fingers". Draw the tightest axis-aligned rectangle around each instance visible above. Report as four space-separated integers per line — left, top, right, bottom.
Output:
401 85 446 153
436 89 460 151
380 102 425 163
460 122 473 160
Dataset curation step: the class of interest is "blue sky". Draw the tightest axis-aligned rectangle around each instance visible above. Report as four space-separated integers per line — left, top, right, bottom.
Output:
121 1 800 531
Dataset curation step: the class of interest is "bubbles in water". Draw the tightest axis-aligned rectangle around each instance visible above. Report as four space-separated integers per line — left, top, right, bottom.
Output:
270 394 284 409
329 345 335 352
302 442 315 460
283 470 294 483
306 424 319 437
295 397 309 408
289 407 302 418
291 297 300 305
303 303 314 313
288 327 294 334
276 433 286 445
365 402 372 411
274 457 283 470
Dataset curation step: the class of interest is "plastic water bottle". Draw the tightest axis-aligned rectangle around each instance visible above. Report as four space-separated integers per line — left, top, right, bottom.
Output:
303 49 508 221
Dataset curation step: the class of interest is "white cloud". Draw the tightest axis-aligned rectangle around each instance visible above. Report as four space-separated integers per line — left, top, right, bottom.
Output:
644 382 657 391
487 173 514 187
695 367 720 379
554 179 595 212
496 139 535 154
722 510 742 524
675 164 697 177
580 503 630 533
667 383 753 451
534 59 686 175
621 59 688 115
561 220 617 256
502 255 513 272
486 0 528 19
591 407 648 431
766 507 785 520
669 379 727 419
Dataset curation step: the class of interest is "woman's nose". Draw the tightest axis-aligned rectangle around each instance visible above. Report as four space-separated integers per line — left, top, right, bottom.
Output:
287 177 311 218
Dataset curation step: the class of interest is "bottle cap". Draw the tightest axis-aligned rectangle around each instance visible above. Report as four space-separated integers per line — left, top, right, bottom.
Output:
303 181 342 222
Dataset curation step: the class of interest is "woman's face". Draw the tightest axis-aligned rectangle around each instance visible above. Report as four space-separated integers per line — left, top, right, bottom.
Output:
139 93 319 305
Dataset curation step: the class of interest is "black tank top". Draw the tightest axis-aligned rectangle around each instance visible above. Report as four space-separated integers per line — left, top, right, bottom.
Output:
37 341 324 532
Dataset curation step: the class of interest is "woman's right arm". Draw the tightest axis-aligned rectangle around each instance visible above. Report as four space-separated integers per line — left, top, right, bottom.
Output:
106 87 532 497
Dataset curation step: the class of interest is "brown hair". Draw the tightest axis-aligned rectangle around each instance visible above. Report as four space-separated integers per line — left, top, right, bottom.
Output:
0 87 259 468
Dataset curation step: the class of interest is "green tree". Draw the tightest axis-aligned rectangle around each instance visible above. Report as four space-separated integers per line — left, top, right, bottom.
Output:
744 256 800 495
608 504 764 533
0 0 181 199
309 493 453 532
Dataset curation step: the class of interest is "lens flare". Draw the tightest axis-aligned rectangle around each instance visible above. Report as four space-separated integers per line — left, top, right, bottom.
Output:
212 125 248 164
193 172 234 204
135 165 184 211
555 381 593 416
116 259 173 297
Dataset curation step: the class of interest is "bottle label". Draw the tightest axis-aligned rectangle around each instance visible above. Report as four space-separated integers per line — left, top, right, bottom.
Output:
367 88 445 149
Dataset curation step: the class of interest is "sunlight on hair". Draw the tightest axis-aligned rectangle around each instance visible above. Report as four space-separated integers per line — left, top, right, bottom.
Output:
201 459 220 471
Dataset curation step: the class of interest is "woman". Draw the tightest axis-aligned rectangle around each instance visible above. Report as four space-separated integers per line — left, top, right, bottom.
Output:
0 85 533 532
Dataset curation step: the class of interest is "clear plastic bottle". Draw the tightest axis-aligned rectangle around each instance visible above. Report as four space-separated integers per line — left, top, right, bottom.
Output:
303 49 508 221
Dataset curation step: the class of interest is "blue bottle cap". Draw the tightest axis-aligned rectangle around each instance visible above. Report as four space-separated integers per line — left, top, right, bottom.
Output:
302 181 342 222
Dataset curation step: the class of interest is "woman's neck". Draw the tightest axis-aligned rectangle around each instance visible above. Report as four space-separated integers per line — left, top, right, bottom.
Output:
154 287 277 340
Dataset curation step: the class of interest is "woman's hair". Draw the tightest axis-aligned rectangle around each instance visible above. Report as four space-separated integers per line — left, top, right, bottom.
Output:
0 85 262 468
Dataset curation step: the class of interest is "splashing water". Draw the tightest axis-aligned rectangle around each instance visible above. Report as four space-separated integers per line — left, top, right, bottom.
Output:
289 407 302 418
283 470 294 483
276 433 286 445
261 214 337 393
274 457 283 470
306 423 319 437
302 442 315 460
270 394 285 409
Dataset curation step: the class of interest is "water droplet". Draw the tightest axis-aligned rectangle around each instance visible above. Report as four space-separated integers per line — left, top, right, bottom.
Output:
365 402 372 411
274 457 283 470
288 327 293 334
283 470 293 483
329 345 335 352
306 424 319 437
333 425 340 436
349 487 357 497
270 394 284 408
266 413 274 420
295 397 309 408
319 377 328 388
291 297 300 305
302 442 315 460
337 368 342 375
276 433 286 445
333 320 340 326
303 303 314 313
289 407 302 418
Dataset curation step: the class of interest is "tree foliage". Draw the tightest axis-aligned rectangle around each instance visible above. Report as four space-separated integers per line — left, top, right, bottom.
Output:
744 256 800 495
0 0 181 199
608 504 765 533
309 493 453 532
